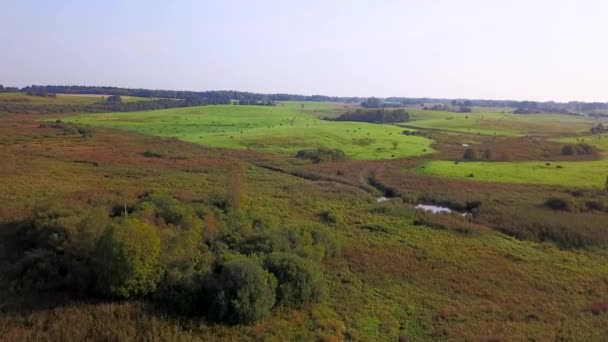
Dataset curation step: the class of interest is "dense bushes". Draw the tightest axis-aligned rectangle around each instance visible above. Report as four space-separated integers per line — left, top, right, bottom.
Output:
264 253 325 307
205 258 277 324
40 120 94 138
296 147 346 163
544 197 572 211
561 143 594 156
1 193 335 325
332 108 409 123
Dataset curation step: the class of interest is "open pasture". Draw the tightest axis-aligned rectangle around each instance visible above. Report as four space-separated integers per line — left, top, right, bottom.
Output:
559 133 608 151
64 103 434 160
417 159 608 188
405 108 608 137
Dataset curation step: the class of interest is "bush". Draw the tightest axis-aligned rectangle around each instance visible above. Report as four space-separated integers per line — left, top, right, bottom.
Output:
296 147 346 163
319 210 342 224
333 108 409 123
207 258 277 324
462 148 478 161
153 268 204 315
561 144 575 156
545 197 572 211
264 253 325 308
6 205 110 293
94 218 163 298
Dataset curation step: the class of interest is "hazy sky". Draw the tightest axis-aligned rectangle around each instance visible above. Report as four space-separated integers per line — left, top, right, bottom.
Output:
1 0 607 102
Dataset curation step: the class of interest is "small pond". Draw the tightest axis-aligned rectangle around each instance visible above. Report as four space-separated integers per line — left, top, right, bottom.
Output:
415 204 453 214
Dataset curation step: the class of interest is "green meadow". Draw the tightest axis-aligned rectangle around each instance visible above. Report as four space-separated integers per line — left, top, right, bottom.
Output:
559 133 608 150
64 102 434 159
418 159 608 188
406 108 608 136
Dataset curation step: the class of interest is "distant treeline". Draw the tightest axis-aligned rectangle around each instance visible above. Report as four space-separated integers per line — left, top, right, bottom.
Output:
11 85 608 114
423 103 472 113
0 97 210 115
20 85 364 104
0 85 19 93
331 108 409 123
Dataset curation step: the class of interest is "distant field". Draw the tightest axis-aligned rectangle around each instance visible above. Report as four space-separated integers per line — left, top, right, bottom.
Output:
417 159 608 188
0 92 153 105
405 108 608 136
63 102 434 159
57 93 155 103
558 133 608 151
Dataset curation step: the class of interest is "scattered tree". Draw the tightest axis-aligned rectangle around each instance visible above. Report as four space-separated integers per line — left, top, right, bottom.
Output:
264 253 325 308
94 218 163 298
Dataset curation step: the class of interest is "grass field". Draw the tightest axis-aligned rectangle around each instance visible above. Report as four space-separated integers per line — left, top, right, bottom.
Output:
417 159 608 188
1 113 608 340
405 108 608 137
63 103 434 159
559 133 608 151
0 92 152 105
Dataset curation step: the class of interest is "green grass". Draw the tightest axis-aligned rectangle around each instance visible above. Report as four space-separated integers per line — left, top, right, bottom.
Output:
405 109 608 137
62 103 434 160
417 159 608 188
558 134 608 151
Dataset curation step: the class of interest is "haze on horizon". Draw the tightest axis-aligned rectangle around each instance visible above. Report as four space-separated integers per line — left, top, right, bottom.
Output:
1 0 607 103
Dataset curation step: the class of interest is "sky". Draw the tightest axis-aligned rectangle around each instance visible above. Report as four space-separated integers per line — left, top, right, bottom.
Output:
1 0 607 102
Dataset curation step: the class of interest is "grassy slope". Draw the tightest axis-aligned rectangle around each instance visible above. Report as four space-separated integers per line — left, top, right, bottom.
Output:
559 133 608 150
406 108 608 136
63 102 434 160
417 160 608 188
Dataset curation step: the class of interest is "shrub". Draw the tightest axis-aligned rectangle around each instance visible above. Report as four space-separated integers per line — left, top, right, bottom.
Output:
207 258 277 324
333 108 409 123
153 268 204 315
7 205 110 293
576 143 593 155
319 210 342 224
94 218 163 298
264 253 326 308
296 147 346 163
561 144 575 156
585 200 604 211
462 148 478 161
544 197 572 211
143 150 165 158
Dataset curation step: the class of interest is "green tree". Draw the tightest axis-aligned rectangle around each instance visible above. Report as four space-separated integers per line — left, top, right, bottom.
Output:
210 258 277 324
264 253 325 308
94 218 163 298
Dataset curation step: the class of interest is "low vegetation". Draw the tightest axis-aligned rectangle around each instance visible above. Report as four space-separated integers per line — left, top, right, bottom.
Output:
0 93 607 340
331 108 409 123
